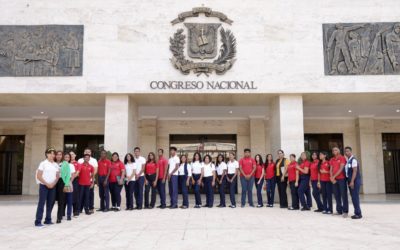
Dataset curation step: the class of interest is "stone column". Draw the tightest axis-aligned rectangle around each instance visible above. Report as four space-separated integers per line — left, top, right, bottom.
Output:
249 116 267 155
104 95 138 157
139 117 157 156
270 95 305 156
26 117 50 195
356 117 384 194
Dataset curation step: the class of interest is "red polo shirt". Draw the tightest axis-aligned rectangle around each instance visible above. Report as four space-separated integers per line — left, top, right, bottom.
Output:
287 161 297 182
265 162 276 180
329 155 346 180
98 159 111 176
298 160 310 176
71 161 80 173
310 159 319 181
145 162 158 175
320 160 331 182
254 163 264 179
157 156 168 180
109 160 125 183
239 157 256 177
78 163 94 186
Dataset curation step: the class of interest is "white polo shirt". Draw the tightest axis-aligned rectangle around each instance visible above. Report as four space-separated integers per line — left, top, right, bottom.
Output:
191 161 203 175
216 162 227 176
36 159 59 185
168 155 180 175
203 162 215 177
178 163 192 176
227 160 239 174
125 162 136 181
134 156 146 177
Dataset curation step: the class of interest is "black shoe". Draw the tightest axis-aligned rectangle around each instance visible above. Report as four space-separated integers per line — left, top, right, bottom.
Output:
280 206 288 209
96 209 103 212
351 215 362 219
170 205 178 209
203 204 209 207
67 217 71 221
85 211 91 215
43 221 54 225
103 209 109 212
56 219 61 224
157 205 162 208
208 205 213 208
216 204 222 208
314 209 323 213
144 206 150 209
181 206 188 209
137 207 142 210
194 205 200 208
256 204 263 208
160 205 166 209
301 207 311 211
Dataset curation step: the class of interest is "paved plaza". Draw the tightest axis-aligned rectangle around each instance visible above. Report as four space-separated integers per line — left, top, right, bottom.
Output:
0 194 399 249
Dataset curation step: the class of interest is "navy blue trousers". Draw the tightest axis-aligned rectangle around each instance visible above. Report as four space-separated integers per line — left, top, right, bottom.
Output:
333 178 349 213
320 181 333 212
348 179 362 216
169 175 178 207
192 174 202 206
218 175 226 206
98 176 110 210
157 180 166 207
134 176 145 208
79 185 90 213
240 176 254 206
145 174 157 208
266 178 276 206
298 175 311 208
255 178 264 206
109 182 122 207
179 175 189 207
124 181 135 209
203 176 214 207
311 180 323 210
227 174 237 206
289 181 299 209
35 184 56 225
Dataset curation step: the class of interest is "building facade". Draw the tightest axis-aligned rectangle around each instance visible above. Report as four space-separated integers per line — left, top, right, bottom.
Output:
0 0 399 195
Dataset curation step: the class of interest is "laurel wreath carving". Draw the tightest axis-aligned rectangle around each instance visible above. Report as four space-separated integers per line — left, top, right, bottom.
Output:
170 27 236 75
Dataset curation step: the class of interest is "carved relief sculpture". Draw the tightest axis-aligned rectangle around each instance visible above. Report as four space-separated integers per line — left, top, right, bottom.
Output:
0 25 83 76
323 22 400 75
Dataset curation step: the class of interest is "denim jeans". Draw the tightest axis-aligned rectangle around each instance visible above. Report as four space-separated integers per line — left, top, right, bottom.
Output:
240 176 254 206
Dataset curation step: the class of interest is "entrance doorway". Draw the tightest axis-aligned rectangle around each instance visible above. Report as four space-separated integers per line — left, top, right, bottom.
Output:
304 133 344 157
63 135 104 159
0 135 25 195
382 133 400 193
169 134 237 194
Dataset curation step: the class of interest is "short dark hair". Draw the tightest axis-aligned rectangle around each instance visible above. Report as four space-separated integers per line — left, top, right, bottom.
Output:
170 146 177 151
345 146 352 151
244 148 251 152
84 148 92 152
134 147 140 151
158 148 164 154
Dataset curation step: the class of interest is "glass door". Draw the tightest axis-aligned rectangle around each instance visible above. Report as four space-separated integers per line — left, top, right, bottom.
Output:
382 133 400 193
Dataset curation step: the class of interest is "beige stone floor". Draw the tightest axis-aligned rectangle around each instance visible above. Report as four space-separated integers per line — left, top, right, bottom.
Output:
0 193 400 250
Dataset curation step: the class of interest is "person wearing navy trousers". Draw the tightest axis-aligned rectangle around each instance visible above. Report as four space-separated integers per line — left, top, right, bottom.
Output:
156 149 168 209
167 147 180 209
297 152 311 211
310 152 323 212
344 146 363 219
178 154 190 209
202 155 216 208
226 152 238 208
191 152 203 208
330 147 349 217
216 154 227 208
319 151 333 214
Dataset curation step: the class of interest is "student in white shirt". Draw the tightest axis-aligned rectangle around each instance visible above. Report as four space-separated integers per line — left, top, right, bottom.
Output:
78 148 98 213
133 147 146 209
167 147 180 208
178 154 191 209
124 153 136 210
226 152 239 208
216 154 228 208
34 148 59 227
202 155 216 208
190 152 203 208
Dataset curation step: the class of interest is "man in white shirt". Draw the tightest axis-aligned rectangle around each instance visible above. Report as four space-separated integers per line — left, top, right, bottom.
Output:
167 147 180 209
344 146 362 219
78 148 98 212
35 148 59 227
133 147 146 209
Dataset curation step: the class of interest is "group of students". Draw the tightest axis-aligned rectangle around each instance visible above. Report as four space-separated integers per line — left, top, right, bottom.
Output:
34 145 362 227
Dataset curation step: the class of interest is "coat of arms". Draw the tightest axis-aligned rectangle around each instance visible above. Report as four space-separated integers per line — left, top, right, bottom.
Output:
170 7 237 76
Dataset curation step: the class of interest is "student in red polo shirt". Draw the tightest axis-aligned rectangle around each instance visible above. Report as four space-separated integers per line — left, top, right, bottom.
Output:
264 154 276 207
330 147 349 217
310 152 323 212
109 152 125 211
144 152 159 209
254 154 265 208
77 154 94 215
296 152 311 211
97 150 111 212
239 148 256 207
287 154 299 210
319 151 333 214
156 149 168 209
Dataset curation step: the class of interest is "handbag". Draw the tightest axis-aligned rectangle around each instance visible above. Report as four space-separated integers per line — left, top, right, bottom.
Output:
63 181 73 193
